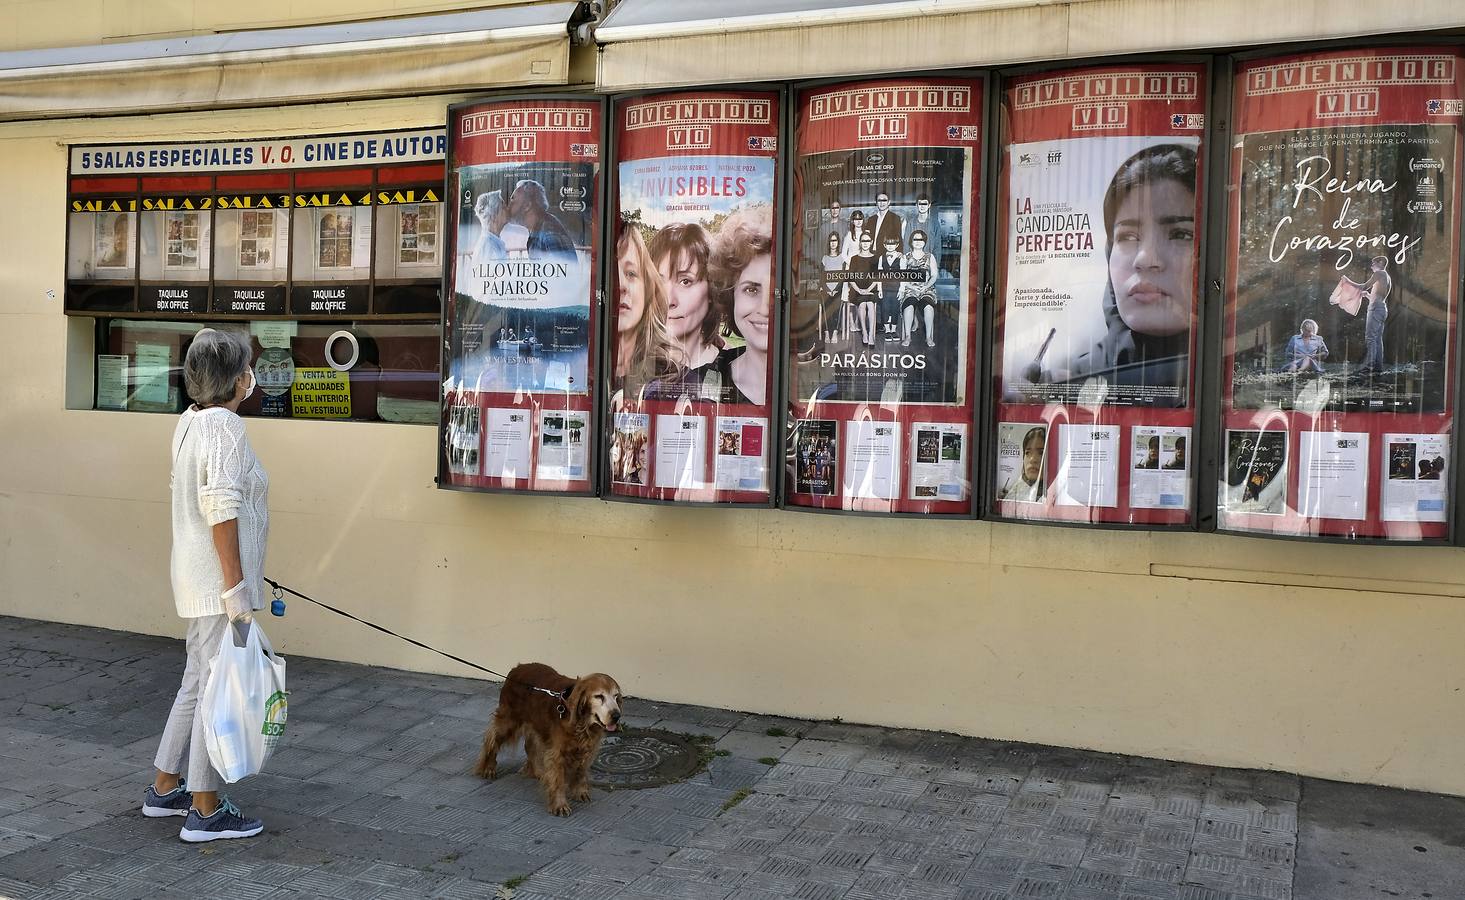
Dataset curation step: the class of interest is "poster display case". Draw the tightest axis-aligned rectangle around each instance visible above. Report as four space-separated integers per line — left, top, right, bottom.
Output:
138 177 213 315
1219 47 1464 541
785 76 985 514
211 173 291 316
606 90 783 504
989 63 1209 526
440 97 603 493
372 164 444 315
290 168 373 316
67 178 139 312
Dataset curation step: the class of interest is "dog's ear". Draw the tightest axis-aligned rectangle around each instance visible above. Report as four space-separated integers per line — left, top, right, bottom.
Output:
567 679 590 726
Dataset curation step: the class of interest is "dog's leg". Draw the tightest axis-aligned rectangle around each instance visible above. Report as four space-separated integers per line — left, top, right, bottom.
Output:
569 761 591 803
522 732 541 779
540 745 571 816
474 710 513 779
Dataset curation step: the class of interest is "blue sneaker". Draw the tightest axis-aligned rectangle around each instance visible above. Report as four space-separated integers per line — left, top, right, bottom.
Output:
142 781 192 818
178 798 263 843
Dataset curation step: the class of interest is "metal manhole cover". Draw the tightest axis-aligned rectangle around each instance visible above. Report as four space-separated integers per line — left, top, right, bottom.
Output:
592 729 703 789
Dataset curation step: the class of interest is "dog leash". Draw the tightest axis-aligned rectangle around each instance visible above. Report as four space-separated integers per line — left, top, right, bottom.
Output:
263 576 508 680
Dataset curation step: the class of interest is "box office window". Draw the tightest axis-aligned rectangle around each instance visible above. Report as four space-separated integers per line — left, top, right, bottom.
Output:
68 129 447 422
97 319 440 424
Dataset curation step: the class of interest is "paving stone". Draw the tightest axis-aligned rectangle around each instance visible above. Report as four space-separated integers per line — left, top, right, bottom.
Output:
0 618 1328 900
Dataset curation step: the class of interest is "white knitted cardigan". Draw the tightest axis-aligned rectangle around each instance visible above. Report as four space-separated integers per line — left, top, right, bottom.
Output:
170 406 270 619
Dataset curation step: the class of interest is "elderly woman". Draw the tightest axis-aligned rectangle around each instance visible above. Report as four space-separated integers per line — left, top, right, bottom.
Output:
143 328 268 843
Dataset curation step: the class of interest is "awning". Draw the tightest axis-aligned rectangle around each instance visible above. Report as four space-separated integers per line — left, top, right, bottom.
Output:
595 0 1465 91
0 3 580 122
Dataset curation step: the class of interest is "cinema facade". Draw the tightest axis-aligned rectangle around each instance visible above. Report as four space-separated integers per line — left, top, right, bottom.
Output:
5 0 1465 795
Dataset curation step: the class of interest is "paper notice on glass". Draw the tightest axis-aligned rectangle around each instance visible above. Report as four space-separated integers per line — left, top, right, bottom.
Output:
995 422 1047 503
96 355 128 410
251 321 297 349
1381 433 1448 523
133 343 171 409
351 207 373 269
1297 431 1368 521
536 410 588 481
714 416 768 491
654 415 708 490
274 212 290 269
909 423 968 501
611 412 650 485
483 408 532 481
1222 429 1288 515
1055 424 1119 508
1129 425 1191 510
844 420 900 500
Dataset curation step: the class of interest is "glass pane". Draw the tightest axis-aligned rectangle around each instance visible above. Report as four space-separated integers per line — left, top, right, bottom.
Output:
441 98 602 493
607 90 782 504
989 63 1207 527
100 319 438 424
1218 47 1462 541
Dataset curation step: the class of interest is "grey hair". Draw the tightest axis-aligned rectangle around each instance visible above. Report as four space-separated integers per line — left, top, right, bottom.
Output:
184 328 252 405
474 190 505 220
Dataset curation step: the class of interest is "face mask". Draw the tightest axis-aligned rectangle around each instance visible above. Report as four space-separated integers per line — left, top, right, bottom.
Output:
242 368 256 401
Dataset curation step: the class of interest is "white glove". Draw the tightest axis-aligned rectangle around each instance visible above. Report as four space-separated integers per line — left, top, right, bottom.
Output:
220 579 256 624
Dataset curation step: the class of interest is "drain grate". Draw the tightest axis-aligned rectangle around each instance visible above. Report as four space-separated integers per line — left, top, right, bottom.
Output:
591 728 704 789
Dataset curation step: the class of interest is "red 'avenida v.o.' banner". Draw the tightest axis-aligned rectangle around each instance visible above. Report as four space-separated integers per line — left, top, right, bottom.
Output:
441 98 602 494
787 77 984 515
609 91 782 505
992 64 1207 526
1220 48 1464 540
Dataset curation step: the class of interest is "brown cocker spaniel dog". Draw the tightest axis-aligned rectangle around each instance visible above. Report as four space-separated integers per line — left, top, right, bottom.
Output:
474 663 623 816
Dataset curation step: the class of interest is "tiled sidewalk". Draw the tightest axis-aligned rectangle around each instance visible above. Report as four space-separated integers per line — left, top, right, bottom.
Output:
0 615 1439 899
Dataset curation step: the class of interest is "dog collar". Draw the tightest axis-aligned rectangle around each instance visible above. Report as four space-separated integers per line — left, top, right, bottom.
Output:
525 683 572 718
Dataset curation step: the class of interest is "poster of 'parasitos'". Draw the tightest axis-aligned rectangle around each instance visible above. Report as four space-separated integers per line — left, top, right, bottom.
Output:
992 63 1207 527
786 77 984 515
609 90 781 504
440 98 601 494
1220 48 1464 541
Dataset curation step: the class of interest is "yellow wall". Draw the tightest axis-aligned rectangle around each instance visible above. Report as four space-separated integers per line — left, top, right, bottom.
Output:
2 95 1464 798
0 0 534 51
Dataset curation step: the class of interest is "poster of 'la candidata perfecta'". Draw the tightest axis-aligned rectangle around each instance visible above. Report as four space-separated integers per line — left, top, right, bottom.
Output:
992 63 1207 528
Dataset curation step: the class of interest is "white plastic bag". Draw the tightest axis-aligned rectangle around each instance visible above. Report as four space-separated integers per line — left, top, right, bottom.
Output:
201 619 288 783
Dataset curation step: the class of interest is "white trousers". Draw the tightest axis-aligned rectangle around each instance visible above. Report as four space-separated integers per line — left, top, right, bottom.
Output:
153 613 230 793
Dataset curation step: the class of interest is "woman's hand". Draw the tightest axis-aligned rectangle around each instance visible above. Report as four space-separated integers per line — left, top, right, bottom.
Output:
220 579 255 624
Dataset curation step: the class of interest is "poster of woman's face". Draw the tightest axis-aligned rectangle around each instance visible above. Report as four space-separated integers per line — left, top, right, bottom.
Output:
1000 135 1201 408
615 152 776 402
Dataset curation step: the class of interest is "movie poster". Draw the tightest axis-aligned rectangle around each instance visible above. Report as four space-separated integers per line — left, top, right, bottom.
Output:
1381 432 1448 522
441 98 602 494
1220 48 1464 540
995 422 1048 503
1231 125 1455 413
610 90 781 504
1223 429 1289 515
786 77 984 515
992 64 1206 526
